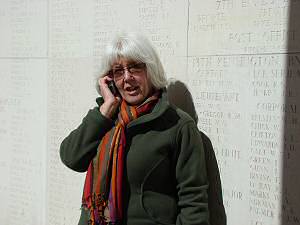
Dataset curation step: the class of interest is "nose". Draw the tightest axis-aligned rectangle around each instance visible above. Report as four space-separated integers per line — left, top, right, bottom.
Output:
123 69 133 81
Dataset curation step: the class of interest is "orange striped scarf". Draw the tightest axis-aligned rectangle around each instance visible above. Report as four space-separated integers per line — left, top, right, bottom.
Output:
82 92 160 225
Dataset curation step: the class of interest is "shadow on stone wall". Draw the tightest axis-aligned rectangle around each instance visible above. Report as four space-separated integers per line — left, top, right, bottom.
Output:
282 2 300 224
167 79 227 225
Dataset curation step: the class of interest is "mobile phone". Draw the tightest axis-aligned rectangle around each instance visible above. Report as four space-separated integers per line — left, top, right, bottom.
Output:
108 80 119 96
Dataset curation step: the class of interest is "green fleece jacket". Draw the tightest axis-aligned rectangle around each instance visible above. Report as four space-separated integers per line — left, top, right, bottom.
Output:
60 91 210 225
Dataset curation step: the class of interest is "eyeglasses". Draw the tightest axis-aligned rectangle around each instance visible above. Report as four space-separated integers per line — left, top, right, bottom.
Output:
110 62 146 80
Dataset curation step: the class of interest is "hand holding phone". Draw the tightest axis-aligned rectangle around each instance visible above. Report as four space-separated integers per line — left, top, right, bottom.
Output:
108 80 119 96
98 77 121 118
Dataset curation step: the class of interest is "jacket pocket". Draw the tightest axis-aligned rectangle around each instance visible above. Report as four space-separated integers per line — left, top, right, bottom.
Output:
141 190 177 225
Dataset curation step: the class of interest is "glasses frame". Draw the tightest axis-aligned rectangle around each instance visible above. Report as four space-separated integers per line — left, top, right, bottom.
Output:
110 62 146 81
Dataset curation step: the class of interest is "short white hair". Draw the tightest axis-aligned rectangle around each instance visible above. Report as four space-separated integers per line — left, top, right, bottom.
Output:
97 32 167 92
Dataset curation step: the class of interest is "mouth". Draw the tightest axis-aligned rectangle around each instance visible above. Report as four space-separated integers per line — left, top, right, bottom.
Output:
125 86 139 95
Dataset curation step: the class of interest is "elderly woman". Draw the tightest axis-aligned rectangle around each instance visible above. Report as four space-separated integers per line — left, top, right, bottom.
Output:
60 33 210 225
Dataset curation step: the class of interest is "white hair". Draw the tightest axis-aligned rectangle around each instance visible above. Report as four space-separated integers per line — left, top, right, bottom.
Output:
97 32 167 93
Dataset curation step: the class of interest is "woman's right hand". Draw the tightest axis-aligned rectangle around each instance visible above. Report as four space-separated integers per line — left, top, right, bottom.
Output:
98 76 121 118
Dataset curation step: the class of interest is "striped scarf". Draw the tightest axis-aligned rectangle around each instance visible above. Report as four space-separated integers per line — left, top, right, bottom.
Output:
82 92 160 225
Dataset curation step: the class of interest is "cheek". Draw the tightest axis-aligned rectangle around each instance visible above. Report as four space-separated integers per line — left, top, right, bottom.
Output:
115 81 123 91
140 77 151 91
144 79 153 95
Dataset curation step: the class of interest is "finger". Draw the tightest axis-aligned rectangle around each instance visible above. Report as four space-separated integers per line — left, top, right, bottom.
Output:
99 76 113 87
99 78 116 99
115 96 121 103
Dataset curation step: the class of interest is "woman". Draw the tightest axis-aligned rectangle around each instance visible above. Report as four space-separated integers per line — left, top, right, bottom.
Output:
60 32 210 225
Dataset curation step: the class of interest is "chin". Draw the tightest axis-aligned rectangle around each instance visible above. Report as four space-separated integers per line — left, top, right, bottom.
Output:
124 95 145 106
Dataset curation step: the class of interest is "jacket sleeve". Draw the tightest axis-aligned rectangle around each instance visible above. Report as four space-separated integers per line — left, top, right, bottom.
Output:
175 121 210 225
59 106 114 172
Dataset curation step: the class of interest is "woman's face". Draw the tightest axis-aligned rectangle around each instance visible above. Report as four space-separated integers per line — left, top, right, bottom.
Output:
112 58 153 105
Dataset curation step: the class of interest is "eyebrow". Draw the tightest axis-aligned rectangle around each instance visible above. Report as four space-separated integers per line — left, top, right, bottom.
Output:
112 62 138 68
112 65 123 68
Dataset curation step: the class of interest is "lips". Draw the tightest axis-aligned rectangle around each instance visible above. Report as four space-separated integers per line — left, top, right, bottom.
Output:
125 86 139 95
